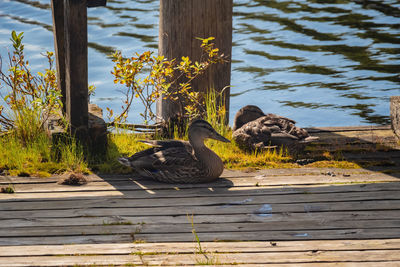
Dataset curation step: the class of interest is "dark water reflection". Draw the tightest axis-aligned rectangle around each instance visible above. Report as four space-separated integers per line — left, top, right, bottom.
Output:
0 0 399 126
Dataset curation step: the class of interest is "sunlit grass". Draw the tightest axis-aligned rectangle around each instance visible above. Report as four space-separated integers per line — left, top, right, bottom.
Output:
1 127 368 177
91 131 150 174
0 132 89 177
206 130 296 169
306 160 361 169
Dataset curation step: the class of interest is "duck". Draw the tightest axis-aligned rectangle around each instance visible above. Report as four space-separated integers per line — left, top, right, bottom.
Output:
232 105 319 152
118 119 230 183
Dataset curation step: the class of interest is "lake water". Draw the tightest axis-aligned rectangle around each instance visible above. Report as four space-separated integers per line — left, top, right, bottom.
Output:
0 0 399 127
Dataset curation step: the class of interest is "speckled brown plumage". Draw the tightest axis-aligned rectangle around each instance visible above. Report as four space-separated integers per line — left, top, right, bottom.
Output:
118 120 230 183
232 105 319 152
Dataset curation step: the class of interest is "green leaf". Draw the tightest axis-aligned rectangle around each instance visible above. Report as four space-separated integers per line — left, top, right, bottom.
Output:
11 30 17 41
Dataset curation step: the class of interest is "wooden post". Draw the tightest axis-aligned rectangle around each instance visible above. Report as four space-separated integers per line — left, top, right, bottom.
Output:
391 96 400 141
64 0 89 142
157 0 233 123
51 0 66 114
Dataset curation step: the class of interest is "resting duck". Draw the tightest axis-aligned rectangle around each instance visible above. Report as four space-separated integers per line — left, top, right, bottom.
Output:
232 105 319 152
118 119 230 183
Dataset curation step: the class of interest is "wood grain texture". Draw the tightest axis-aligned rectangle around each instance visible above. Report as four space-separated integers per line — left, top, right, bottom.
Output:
50 0 66 113
3 239 400 256
1 166 399 265
64 0 88 140
157 0 232 122
391 96 400 140
0 249 399 266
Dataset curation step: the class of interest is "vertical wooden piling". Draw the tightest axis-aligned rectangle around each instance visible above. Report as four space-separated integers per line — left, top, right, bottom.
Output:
391 96 400 141
157 0 233 123
51 0 66 114
64 0 89 142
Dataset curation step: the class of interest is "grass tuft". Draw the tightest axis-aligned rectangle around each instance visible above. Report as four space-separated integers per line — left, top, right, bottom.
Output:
1 184 14 194
91 132 149 173
0 132 90 177
59 172 87 186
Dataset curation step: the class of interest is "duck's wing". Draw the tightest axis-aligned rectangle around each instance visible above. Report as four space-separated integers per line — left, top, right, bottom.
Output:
119 141 209 183
118 140 191 168
143 145 212 183
232 118 272 150
264 113 296 124
262 116 310 139
120 140 191 167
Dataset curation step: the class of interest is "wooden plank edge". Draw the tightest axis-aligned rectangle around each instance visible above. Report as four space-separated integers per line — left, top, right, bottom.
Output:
1 239 400 256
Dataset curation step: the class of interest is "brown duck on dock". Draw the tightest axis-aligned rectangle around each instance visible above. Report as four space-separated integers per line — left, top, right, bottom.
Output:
118 119 230 183
232 105 319 152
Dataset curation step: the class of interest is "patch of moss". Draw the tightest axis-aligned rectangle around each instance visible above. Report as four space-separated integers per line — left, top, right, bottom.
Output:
306 160 361 169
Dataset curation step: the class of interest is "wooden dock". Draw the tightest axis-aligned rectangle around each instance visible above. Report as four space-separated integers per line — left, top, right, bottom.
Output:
1 125 400 266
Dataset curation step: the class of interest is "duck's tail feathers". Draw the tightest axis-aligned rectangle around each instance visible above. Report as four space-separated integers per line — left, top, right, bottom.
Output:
118 157 131 167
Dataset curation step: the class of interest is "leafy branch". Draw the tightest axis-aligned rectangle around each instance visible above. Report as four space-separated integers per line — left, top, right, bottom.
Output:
0 31 63 143
109 37 228 125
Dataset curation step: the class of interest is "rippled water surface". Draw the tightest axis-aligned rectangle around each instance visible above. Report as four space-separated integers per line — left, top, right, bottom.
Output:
0 0 399 126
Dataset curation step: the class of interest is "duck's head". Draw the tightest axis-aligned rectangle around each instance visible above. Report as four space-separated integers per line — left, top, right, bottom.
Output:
233 105 265 131
188 119 230 144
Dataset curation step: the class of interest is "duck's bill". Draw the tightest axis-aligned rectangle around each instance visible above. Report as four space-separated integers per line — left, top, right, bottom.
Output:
214 133 231 143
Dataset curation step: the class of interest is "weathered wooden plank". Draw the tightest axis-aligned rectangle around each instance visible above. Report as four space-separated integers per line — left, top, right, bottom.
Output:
1 179 399 205
342 151 400 160
1 220 399 239
1 259 397 267
0 255 140 267
1 172 399 195
6 174 400 192
1 167 398 184
0 248 399 266
232 263 400 267
2 209 400 229
1 199 400 219
311 131 398 147
1 210 399 228
138 249 400 265
306 125 392 133
2 239 400 256
0 190 124 200
131 228 400 242
0 234 133 246
0 260 397 267
2 182 399 201
2 189 400 211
